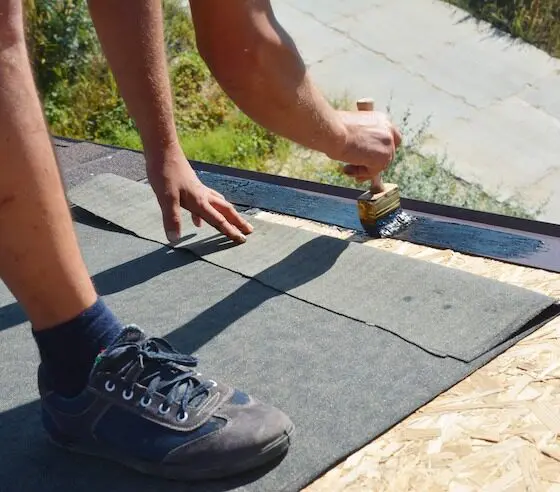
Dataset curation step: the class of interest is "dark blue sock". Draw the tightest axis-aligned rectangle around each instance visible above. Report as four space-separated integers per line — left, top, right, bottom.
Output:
33 298 122 397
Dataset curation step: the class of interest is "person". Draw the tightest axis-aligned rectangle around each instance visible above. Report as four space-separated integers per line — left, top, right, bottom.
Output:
0 0 401 482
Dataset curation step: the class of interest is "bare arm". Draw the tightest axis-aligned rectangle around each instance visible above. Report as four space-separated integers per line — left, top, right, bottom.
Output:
189 0 347 159
190 0 400 180
87 0 252 243
86 0 177 160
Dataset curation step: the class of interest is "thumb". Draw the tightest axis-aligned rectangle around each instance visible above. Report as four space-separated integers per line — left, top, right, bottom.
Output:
160 196 182 243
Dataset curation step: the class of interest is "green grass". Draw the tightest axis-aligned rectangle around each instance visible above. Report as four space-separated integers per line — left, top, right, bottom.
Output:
179 114 290 172
446 0 560 58
97 128 142 151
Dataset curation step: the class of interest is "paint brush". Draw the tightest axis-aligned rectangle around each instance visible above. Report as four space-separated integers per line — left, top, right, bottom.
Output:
354 98 415 237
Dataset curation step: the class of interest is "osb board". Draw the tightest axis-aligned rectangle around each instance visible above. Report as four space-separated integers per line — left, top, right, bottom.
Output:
246 210 560 492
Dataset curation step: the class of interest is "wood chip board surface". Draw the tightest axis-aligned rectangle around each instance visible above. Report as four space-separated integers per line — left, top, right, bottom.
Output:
246 210 560 492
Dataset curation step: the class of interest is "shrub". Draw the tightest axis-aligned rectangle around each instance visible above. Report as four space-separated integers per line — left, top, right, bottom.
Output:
24 0 99 95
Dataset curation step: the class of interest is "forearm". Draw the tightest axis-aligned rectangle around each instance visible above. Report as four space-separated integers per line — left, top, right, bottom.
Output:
87 0 178 160
190 1 347 158
221 39 347 157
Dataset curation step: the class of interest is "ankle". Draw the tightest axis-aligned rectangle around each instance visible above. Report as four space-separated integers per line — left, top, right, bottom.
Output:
31 286 98 332
33 297 123 397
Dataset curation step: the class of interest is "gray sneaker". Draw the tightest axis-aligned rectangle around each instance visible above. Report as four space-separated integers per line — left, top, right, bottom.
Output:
38 325 294 481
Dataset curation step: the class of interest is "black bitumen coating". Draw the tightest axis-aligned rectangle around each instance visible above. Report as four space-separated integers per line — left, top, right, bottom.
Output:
49 137 560 272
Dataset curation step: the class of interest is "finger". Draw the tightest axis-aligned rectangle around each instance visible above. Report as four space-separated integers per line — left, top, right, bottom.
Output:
212 197 254 235
209 188 225 200
201 205 247 244
342 164 370 177
160 195 182 243
343 165 375 181
191 213 202 228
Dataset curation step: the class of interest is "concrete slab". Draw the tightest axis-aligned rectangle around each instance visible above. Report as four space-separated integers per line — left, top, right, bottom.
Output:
330 1 480 69
279 0 379 25
273 2 354 65
271 0 560 223
332 2 558 107
406 32 559 108
309 41 475 136
421 97 560 203
521 166 560 223
520 70 560 121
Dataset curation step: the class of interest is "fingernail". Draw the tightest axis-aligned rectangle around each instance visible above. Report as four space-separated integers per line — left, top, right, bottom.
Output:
237 234 247 243
166 231 180 243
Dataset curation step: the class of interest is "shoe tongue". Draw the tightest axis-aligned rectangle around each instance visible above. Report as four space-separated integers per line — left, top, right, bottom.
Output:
111 325 146 348
95 325 146 365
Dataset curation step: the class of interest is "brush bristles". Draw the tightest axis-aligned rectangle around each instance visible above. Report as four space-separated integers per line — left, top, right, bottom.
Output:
373 209 415 238
357 182 415 237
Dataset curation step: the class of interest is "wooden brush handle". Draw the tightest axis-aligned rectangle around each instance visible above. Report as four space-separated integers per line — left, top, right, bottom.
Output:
356 98 385 194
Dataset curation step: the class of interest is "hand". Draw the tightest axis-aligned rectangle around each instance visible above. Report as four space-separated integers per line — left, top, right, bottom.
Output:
145 146 253 244
331 110 402 182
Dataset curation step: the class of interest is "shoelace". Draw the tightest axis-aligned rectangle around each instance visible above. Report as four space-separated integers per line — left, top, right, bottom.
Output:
99 335 214 419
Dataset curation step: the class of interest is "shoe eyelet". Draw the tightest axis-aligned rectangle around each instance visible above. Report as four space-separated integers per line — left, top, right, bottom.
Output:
122 388 134 401
105 381 116 392
176 411 188 423
140 396 152 408
158 403 171 415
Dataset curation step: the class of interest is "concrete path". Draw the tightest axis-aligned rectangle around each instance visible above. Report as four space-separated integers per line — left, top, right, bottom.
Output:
271 0 560 224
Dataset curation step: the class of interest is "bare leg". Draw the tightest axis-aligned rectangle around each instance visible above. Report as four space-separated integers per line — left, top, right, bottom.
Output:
0 3 294 478
0 0 97 331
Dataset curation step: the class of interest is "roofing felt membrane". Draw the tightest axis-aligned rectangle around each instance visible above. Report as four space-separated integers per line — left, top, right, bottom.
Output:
0 138 557 490
69 173 557 363
1 207 558 491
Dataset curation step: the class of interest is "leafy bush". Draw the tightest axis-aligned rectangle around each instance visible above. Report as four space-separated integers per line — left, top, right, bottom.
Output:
171 51 232 134
24 0 283 165
24 0 134 141
24 0 99 95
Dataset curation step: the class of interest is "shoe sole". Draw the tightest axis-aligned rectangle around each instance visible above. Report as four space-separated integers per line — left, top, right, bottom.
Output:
48 423 295 482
